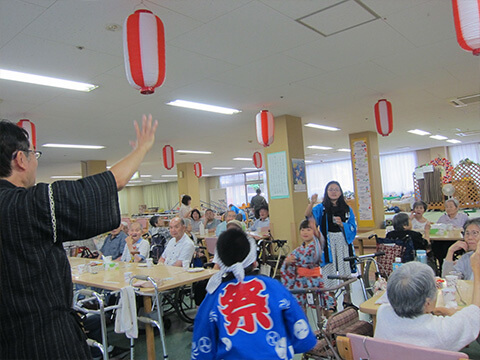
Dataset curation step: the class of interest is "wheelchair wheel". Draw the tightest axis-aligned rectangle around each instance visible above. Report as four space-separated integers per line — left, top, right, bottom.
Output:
174 286 197 323
362 260 376 297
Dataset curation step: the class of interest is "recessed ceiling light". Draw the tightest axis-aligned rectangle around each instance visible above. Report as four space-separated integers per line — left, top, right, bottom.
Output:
304 123 340 131
152 180 168 183
166 100 241 115
337 148 351 152
233 157 252 161
242 167 258 170
161 175 178 177
447 139 462 144
50 175 82 179
430 135 448 140
408 129 431 136
212 167 234 170
0 69 98 92
42 143 105 149
140 175 152 178
176 150 212 155
307 145 333 150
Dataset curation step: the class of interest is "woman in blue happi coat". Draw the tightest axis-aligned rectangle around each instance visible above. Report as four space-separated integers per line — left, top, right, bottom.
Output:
305 181 357 288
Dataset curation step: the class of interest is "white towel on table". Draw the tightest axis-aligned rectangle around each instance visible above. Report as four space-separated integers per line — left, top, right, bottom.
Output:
114 286 138 339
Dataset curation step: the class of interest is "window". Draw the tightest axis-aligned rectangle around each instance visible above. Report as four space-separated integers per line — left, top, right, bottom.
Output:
380 152 417 196
306 160 354 198
449 143 480 165
220 171 267 206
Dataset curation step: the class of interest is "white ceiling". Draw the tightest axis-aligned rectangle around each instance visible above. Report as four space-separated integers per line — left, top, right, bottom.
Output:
1 0 479 185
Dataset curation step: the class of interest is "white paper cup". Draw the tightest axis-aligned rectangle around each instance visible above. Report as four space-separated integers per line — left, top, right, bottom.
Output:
182 260 190 270
124 271 133 283
146 258 153 268
445 275 458 288
77 264 86 274
442 287 457 308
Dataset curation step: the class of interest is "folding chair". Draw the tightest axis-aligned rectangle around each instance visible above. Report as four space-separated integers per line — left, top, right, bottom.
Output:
337 333 469 360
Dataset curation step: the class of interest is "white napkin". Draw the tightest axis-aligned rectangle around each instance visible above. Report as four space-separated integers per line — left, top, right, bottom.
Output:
114 286 138 339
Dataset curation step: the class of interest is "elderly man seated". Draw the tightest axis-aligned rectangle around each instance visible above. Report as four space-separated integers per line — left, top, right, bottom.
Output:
98 224 127 260
120 222 150 263
204 209 221 232
159 217 195 266
250 206 270 232
215 210 237 237
375 248 480 352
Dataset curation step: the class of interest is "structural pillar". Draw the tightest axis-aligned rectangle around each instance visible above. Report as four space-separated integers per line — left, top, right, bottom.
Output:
348 131 384 230
177 162 201 208
264 114 308 248
81 160 106 177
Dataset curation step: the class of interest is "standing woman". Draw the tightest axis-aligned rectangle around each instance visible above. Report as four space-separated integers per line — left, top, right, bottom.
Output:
305 181 357 287
179 194 192 219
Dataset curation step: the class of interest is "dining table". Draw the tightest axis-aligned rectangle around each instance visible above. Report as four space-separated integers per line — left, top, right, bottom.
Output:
69 258 217 360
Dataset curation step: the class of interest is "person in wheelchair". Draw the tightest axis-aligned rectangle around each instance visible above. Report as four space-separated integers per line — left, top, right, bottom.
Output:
280 219 324 308
192 228 316 359
387 212 437 273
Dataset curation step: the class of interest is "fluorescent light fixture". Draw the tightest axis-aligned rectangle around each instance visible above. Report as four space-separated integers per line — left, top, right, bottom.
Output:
140 174 152 178
166 99 241 115
131 171 140 180
106 166 111 170
233 157 252 161
305 160 313 163
337 148 351 152
0 69 98 92
447 139 462 144
176 150 212 155
242 167 258 170
212 167 234 170
128 180 142 183
152 180 168 183
307 145 333 150
161 174 178 177
50 175 82 179
430 135 448 140
304 123 340 131
42 143 105 149
408 129 431 136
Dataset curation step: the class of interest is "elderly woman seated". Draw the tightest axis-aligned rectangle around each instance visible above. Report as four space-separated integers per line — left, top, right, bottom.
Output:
375 256 480 352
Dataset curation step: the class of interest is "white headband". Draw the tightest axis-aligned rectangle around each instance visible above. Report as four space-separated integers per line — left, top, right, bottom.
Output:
206 237 257 294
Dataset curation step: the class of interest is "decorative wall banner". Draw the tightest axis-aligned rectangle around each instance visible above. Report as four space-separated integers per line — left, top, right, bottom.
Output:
267 151 289 199
291 158 306 192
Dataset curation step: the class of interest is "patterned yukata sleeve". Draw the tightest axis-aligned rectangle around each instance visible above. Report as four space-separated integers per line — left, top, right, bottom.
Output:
192 294 218 359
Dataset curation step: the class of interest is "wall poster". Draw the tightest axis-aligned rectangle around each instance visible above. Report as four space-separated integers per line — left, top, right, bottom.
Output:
291 158 306 192
267 151 290 199
352 139 374 221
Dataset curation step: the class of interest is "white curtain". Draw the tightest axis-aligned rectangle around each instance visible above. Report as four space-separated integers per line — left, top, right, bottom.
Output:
449 143 480 166
142 182 179 211
306 159 354 198
219 174 247 206
380 152 417 196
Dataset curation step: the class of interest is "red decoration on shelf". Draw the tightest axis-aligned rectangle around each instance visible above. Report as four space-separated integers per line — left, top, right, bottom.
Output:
194 162 202 178
124 9 166 94
429 157 454 184
17 119 36 149
374 99 393 137
253 151 262 169
452 0 480 55
256 110 274 147
162 145 174 170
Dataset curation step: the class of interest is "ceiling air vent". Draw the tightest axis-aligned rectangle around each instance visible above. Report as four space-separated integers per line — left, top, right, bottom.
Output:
449 93 480 107
455 130 480 137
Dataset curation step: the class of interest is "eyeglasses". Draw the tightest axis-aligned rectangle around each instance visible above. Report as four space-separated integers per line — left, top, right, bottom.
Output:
328 188 341 192
11 149 42 160
462 230 480 238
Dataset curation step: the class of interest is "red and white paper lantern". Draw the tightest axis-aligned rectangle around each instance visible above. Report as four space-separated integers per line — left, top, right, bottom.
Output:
256 110 274 147
253 151 262 169
162 145 174 170
374 99 393 137
123 9 166 94
193 162 202 178
17 119 36 149
452 0 480 56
